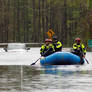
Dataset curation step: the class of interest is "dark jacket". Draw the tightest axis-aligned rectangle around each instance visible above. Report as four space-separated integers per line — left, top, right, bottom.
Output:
53 41 62 52
40 44 55 57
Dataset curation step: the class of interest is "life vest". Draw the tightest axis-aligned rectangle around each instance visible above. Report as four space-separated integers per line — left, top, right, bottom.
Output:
40 44 55 56
53 41 62 52
73 43 86 54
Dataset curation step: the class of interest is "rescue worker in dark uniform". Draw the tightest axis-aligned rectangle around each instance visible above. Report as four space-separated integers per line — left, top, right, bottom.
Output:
40 39 55 57
72 37 86 64
52 36 62 52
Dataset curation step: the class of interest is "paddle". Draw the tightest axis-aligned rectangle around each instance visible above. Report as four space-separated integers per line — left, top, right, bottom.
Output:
78 48 89 64
83 56 89 64
31 47 52 65
31 57 41 65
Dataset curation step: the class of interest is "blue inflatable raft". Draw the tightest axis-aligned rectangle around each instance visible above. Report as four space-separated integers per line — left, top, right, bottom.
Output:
40 52 85 65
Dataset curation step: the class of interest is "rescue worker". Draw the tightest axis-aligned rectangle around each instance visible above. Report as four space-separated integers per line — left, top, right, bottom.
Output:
52 36 62 52
72 37 86 64
40 39 55 57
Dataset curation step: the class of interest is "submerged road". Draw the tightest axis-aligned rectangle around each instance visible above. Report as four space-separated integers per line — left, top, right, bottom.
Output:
0 47 92 66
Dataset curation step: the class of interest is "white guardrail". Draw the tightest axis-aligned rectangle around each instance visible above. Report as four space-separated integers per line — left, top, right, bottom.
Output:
0 43 44 48
0 43 44 45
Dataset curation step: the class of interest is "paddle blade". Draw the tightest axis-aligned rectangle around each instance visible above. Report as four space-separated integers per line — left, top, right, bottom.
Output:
85 58 89 64
31 63 35 65
31 57 41 65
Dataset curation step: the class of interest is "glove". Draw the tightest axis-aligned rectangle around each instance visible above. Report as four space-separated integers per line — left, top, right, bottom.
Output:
41 52 44 56
77 47 80 50
84 53 86 55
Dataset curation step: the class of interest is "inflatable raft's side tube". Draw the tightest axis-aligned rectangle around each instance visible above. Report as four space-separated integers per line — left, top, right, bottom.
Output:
40 52 81 65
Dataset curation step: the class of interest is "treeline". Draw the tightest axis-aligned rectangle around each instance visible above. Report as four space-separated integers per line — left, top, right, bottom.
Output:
0 0 92 46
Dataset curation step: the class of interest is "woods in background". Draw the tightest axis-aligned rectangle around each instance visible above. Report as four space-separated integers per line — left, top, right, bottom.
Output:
0 0 92 47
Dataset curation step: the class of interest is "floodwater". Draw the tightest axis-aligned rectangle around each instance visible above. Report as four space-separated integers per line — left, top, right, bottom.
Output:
0 48 92 92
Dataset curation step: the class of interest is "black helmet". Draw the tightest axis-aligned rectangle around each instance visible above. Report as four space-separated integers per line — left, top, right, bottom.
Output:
52 36 57 40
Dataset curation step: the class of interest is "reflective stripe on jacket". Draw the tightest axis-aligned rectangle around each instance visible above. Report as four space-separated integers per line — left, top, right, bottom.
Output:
53 41 62 52
73 43 86 53
40 44 55 54
56 41 62 48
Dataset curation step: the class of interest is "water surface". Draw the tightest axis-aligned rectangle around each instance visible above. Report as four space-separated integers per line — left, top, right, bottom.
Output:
0 48 92 92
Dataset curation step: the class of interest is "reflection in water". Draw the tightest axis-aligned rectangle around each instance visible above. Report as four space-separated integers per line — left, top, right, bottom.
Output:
40 65 87 76
23 65 92 92
0 66 21 92
0 65 92 92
